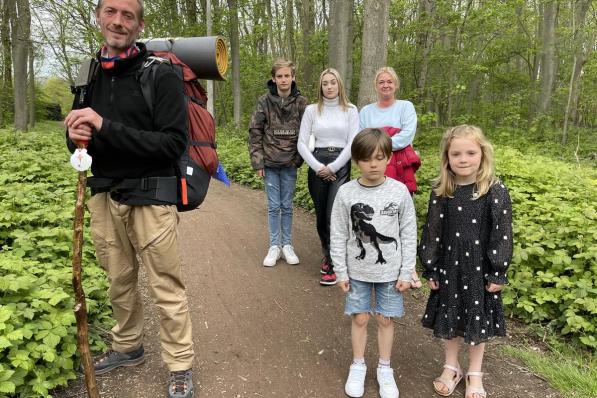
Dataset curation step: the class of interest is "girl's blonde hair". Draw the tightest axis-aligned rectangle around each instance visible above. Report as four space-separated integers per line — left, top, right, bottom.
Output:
434 125 498 198
373 66 400 95
317 68 351 114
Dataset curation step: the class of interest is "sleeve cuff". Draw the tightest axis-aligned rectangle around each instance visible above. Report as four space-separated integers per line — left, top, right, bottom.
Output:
422 270 439 281
486 274 508 285
336 270 349 282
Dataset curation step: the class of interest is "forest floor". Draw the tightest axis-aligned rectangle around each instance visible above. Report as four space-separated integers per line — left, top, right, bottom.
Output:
53 182 561 398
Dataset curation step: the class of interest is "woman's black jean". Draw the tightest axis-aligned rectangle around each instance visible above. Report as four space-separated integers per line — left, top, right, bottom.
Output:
307 148 351 271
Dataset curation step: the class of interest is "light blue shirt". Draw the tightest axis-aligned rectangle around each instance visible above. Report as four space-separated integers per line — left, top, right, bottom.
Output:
359 100 417 150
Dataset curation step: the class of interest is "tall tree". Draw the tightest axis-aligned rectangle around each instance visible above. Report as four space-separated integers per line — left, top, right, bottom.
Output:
286 0 296 61
1 0 14 127
562 0 592 144
184 0 198 25
357 0 389 108
227 0 241 126
536 0 558 116
296 0 315 94
415 0 436 107
27 40 33 127
328 0 353 95
12 0 29 131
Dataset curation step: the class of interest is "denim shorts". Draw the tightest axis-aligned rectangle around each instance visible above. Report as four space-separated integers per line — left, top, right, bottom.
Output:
344 279 404 318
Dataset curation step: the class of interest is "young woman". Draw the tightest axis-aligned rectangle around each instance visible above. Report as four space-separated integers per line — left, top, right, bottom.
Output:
298 68 359 285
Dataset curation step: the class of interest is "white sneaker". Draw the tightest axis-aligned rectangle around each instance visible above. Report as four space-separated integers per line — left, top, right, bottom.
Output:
345 363 367 397
377 367 399 398
263 246 281 267
281 245 300 265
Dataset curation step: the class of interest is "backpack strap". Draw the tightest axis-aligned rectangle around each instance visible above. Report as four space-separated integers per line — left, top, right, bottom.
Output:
138 55 184 114
138 55 165 113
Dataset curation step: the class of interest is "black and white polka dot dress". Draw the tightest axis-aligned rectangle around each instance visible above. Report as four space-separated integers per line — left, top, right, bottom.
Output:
419 182 513 345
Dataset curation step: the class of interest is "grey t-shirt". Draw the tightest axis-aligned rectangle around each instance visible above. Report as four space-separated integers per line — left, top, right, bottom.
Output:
330 178 417 283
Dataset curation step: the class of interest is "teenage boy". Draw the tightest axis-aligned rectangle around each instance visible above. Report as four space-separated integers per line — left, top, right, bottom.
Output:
249 59 308 267
330 128 417 398
65 1 194 397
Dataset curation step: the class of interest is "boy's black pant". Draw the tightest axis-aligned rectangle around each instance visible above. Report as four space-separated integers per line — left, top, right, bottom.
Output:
307 148 351 271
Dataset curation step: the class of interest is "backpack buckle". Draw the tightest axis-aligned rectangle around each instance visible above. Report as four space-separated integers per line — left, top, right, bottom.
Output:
143 56 168 69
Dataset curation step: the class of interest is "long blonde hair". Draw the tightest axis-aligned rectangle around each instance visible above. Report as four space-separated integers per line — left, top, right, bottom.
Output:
317 68 351 114
434 125 498 198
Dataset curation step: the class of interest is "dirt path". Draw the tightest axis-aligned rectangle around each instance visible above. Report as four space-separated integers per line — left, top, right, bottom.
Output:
54 182 560 398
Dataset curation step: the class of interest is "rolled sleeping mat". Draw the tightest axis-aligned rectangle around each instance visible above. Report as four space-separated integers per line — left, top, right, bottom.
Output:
142 36 228 81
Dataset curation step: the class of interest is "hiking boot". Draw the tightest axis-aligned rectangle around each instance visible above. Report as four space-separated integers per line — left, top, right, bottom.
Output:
377 367 399 398
168 369 194 398
91 345 145 375
282 245 300 265
345 363 367 397
263 246 281 267
320 272 337 286
320 257 330 274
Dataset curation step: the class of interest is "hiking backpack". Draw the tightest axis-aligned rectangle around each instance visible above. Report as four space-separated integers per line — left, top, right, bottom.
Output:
138 51 218 212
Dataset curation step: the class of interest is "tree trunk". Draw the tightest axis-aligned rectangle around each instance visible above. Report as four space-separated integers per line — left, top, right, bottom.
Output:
272 1 285 57
562 0 590 145
536 0 557 116
27 40 34 128
227 0 241 126
266 0 276 55
328 0 353 93
415 0 435 108
357 0 390 108
184 0 198 24
285 0 295 62
0 0 14 127
12 0 29 131
296 0 315 94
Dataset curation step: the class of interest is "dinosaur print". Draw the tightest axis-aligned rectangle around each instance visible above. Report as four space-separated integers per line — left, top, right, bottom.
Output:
350 203 397 264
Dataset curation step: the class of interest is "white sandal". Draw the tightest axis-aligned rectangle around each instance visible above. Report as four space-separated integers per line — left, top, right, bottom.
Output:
433 364 463 396
465 371 487 398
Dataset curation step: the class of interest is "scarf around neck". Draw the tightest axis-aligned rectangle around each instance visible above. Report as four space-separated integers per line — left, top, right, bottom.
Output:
100 44 140 70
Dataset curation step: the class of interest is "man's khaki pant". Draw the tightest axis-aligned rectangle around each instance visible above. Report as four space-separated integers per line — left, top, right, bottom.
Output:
87 193 194 371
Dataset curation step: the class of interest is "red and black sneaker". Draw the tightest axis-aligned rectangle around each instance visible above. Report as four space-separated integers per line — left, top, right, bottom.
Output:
320 272 337 286
320 257 330 274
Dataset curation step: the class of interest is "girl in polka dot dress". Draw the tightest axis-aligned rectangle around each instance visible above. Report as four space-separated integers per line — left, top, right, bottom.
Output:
419 125 513 398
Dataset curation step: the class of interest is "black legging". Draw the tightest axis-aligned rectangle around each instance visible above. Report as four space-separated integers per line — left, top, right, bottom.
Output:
307 148 351 271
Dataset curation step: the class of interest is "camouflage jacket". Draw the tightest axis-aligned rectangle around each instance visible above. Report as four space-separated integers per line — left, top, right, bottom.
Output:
248 80 308 169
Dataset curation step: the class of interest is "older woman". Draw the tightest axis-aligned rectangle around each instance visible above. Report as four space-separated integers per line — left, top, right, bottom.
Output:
359 66 422 288
298 68 359 286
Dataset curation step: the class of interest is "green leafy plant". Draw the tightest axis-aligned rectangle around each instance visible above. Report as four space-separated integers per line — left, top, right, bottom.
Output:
0 124 112 397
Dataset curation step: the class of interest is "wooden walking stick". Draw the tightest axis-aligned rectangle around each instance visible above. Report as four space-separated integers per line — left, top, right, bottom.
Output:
69 58 100 398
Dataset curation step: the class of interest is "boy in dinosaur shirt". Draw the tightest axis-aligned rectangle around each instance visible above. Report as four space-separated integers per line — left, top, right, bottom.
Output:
330 128 417 398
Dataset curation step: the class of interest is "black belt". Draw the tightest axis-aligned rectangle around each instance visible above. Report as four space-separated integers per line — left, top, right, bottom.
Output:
314 146 343 152
87 176 177 203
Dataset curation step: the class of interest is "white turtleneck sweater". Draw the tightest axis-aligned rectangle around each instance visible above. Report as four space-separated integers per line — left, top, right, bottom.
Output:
297 97 359 173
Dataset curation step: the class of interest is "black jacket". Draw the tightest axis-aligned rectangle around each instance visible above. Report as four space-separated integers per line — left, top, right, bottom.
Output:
67 43 187 204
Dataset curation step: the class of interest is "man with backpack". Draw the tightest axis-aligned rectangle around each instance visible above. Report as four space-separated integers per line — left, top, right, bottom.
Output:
65 1 194 397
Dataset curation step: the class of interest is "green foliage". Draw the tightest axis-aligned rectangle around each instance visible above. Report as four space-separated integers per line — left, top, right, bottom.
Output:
38 77 75 118
502 344 597 398
497 149 596 349
217 124 597 351
0 123 112 397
